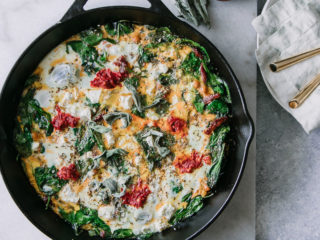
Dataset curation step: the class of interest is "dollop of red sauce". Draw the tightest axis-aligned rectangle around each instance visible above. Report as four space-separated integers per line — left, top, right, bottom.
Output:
173 150 211 174
204 116 228 135
168 116 187 133
52 105 79 130
57 163 80 181
90 68 125 89
121 180 151 208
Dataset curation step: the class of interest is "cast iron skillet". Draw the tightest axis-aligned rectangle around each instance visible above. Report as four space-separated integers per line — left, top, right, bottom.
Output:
0 0 254 239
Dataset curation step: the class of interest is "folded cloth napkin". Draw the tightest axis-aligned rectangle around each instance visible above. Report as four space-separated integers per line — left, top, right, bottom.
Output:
253 0 320 133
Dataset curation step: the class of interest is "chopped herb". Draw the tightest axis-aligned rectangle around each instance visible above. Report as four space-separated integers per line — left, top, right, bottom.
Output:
206 99 229 117
103 111 132 128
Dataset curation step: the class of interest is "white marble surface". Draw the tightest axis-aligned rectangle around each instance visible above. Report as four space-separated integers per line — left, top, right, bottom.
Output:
0 0 256 239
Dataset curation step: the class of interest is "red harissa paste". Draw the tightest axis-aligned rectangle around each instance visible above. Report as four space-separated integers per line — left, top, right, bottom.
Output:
121 180 151 208
51 105 79 130
57 164 80 181
167 116 187 133
173 150 211 174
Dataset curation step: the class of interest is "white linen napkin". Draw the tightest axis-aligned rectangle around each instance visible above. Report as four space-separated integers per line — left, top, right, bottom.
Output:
253 0 320 133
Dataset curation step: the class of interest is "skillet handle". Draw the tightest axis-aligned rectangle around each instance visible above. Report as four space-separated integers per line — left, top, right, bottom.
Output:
147 0 175 17
60 0 88 22
60 0 174 22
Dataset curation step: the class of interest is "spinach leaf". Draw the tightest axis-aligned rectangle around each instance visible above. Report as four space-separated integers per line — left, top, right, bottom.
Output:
28 99 53 136
193 91 205 113
14 88 53 157
207 125 230 188
34 166 67 196
103 111 132 128
80 28 103 46
59 207 111 236
25 74 39 87
66 40 104 75
149 27 176 43
206 99 229 117
176 38 210 64
75 121 109 155
135 127 174 168
105 21 133 37
169 194 204 225
158 73 178 86
14 126 33 157
138 46 155 65
112 229 134 239
201 62 232 104
180 52 201 77
118 21 134 36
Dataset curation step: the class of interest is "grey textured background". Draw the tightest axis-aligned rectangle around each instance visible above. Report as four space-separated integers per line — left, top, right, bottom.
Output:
257 1 320 239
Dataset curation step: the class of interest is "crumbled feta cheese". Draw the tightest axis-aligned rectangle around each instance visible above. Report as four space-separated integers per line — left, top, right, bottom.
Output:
119 95 133 110
145 110 160 120
157 203 175 220
34 90 52 108
98 205 115 219
31 142 40 151
46 64 77 88
85 89 101 103
59 184 79 203
145 136 154 147
104 131 115 146
188 125 206 151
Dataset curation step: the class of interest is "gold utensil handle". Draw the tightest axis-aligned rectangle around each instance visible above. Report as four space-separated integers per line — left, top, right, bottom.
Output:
270 47 320 72
289 73 320 108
